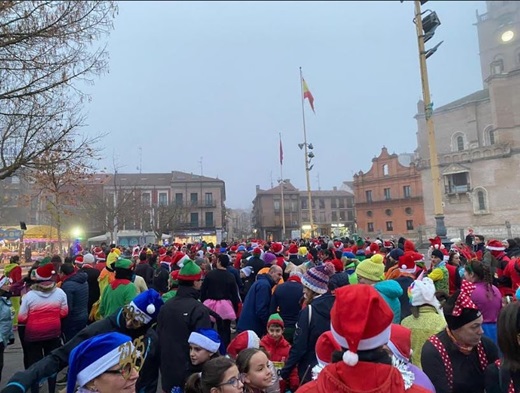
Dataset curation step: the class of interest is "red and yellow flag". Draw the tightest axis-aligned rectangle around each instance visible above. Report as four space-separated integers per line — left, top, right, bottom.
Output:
302 78 315 113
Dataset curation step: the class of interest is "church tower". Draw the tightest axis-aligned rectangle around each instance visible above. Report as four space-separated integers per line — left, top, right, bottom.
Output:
476 1 520 85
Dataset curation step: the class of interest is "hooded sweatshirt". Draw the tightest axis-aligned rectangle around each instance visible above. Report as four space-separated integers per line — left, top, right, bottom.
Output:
18 281 68 342
374 280 403 323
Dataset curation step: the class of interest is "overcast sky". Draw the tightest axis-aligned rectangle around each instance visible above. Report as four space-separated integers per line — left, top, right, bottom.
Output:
83 1 487 209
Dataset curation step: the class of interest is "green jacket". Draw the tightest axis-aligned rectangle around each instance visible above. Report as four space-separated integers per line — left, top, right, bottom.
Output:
99 281 137 318
401 305 447 369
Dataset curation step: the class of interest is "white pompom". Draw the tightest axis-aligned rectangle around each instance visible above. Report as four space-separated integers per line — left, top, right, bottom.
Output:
400 264 406 270
146 304 155 314
343 350 359 366
51 270 56 275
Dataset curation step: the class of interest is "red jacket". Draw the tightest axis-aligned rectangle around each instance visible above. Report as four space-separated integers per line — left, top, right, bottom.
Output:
260 334 299 392
296 361 430 393
445 264 459 295
503 257 520 290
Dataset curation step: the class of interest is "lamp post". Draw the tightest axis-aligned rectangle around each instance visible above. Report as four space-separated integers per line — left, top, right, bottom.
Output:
413 0 447 239
298 142 315 238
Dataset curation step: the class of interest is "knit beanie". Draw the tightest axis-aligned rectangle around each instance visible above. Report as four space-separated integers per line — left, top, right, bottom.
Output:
355 254 384 282
267 313 284 329
302 262 335 295
178 259 202 281
298 246 308 257
431 249 444 260
227 330 260 359
188 328 221 354
262 252 277 265
115 258 132 269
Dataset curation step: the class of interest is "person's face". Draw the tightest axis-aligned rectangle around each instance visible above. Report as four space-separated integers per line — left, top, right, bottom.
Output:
431 256 441 266
193 279 203 291
210 365 244 393
267 325 284 341
453 315 484 347
303 286 313 300
189 344 213 365
474 237 483 244
90 364 139 393
269 268 282 283
451 253 460 266
464 270 476 283
243 352 272 390
230 253 237 262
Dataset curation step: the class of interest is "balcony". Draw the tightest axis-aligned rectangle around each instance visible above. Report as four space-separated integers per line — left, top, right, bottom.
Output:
175 201 217 208
445 184 470 195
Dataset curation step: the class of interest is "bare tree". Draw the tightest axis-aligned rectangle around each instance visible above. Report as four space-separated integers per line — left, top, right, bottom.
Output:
0 1 117 179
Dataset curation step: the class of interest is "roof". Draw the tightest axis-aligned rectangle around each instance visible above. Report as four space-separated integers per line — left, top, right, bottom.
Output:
434 89 489 113
101 171 224 187
171 171 223 183
302 190 354 197
256 181 299 195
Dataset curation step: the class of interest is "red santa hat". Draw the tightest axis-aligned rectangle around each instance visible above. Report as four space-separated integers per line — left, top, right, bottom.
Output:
404 240 416 252
369 243 380 254
271 242 283 255
96 252 106 262
387 324 412 363
288 244 299 255
158 247 167 257
74 255 84 264
429 236 442 250
93 246 103 256
33 264 56 281
226 330 260 359
330 285 393 366
316 331 341 367
486 239 505 251
398 253 417 274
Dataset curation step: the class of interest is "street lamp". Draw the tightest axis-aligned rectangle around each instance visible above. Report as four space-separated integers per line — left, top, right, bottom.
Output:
411 0 447 239
298 141 316 237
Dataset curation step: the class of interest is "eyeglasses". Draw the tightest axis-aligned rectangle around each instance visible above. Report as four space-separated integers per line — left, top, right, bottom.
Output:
217 374 245 388
103 363 134 379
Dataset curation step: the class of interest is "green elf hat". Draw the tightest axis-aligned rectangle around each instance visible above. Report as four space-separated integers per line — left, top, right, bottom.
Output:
39 256 53 266
178 259 202 281
267 313 284 329
356 238 365 248
115 258 133 269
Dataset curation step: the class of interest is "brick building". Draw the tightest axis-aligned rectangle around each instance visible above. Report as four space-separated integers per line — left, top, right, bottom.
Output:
353 147 425 241
415 1 520 239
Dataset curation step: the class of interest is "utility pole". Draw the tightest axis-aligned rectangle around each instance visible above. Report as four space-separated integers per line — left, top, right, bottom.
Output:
413 0 446 239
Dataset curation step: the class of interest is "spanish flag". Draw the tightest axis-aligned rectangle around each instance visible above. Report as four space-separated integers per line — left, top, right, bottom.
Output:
302 78 315 113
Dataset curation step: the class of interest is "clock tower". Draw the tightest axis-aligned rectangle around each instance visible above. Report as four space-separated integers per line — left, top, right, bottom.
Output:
476 1 520 85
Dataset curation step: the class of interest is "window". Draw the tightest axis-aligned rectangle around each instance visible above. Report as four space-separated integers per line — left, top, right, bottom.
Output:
406 220 414 230
444 172 470 194
403 185 411 198
205 212 214 227
383 164 389 176
291 200 298 212
405 207 413 215
141 193 151 207
339 198 345 208
385 209 392 216
274 200 280 211
457 135 464 151
386 221 393 231
319 199 325 209
332 211 338 221
346 198 353 208
489 130 496 145
190 212 198 227
190 193 198 205
347 211 354 221
473 187 489 214
205 192 213 206
367 210 373 217
367 222 374 232
301 198 308 209
478 191 486 210
366 190 373 203
331 198 337 208
491 59 504 75
158 192 167 206
339 211 346 221
175 193 183 205
384 188 391 201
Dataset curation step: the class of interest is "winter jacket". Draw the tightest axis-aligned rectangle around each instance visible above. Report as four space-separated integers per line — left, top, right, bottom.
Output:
0 297 13 345
270 280 304 329
151 265 170 294
244 256 266 292
280 292 335 385
296 361 431 393
226 265 244 295
503 258 520 290
201 268 240 312
3 308 159 393
135 262 155 286
401 305 447 369
157 285 211 392
79 266 100 313
260 334 299 392
237 274 275 337
394 275 414 321
446 263 461 295
60 271 89 341
18 282 68 342
99 279 137 318
328 272 350 292
374 280 403 323
506 245 520 259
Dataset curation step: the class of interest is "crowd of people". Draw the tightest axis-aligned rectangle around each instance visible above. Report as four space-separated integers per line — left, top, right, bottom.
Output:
0 233 519 393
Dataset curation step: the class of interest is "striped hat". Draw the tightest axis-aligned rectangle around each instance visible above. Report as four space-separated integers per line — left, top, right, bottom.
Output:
302 262 335 294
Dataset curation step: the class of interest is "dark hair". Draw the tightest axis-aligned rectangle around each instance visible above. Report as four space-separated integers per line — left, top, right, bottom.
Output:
448 251 460 266
331 348 392 365
51 255 62 264
9 255 20 264
475 235 485 242
60 263 75 275
236 348 269 374
184 357 236 393
465 259 496 298
498 302 520 372
218 254 230 268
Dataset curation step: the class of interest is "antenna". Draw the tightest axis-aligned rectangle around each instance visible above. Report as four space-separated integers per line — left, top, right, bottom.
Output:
270 171 273 188
317 173 321 191
137 146 142 174
198 156 203 176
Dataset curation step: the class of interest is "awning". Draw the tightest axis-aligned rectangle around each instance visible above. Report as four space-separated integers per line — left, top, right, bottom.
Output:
442 164 470 175
24 225 59 241
88 233 110 242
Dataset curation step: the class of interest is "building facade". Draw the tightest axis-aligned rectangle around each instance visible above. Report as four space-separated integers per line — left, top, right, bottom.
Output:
252 181 355 240
415 1 520 239
353 147 425 241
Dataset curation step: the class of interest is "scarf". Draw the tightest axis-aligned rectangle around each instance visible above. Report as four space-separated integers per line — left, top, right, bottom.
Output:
446 327 474 355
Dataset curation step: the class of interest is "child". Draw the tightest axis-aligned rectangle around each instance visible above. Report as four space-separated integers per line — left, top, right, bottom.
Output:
188 328 222 372
0 277 14 382
260 314 299 393
236 348 274 393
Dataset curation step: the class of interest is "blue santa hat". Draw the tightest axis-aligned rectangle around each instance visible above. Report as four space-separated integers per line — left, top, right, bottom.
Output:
67 332 133 393
188 328 223 354
128 289 164 324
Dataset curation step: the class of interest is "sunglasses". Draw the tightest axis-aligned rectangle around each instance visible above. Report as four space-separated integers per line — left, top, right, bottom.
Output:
103 363 135 380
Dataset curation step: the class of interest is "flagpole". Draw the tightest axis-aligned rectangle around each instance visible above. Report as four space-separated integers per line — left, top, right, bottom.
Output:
300 67 314 239
279 132 286 240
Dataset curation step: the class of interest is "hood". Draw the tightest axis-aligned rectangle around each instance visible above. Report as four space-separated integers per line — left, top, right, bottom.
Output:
374 280 403 299
260 334 289 350
65 270 88 284
310 293 335 319
31 281 57 296
3 263 18 275
257 273 275 287
315 361 405 393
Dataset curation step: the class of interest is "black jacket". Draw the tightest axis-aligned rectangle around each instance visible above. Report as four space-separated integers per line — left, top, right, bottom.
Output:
280 292 335 384
151 265 170 294
135 262 155 286
157 285 211 391
61 271 89 341
200 268 240 311
270 280 304 328
79 266 100 314
3 308 159 393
